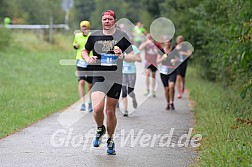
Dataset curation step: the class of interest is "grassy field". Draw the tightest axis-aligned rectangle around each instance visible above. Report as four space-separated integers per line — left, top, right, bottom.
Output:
0 31 79 138
186 67 252 166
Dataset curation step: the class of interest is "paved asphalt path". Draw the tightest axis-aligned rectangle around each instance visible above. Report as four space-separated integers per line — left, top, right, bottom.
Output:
0 61 197 167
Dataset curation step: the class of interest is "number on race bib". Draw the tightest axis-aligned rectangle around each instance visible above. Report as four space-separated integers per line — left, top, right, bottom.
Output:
101 53 118 66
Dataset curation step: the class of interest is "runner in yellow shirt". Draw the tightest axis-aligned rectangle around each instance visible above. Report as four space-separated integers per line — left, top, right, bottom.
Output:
73 21 93 112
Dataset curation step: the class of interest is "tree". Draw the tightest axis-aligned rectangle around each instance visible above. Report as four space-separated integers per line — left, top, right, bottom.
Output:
73 0 95 29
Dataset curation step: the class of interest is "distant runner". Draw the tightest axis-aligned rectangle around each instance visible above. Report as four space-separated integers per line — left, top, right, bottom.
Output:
73 20 93 112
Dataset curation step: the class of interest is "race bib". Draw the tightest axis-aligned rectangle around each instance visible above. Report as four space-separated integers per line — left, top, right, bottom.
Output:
160 65 172 75
101 53 118 66
77 59 88 68
123 65 132 72
179 55 184 62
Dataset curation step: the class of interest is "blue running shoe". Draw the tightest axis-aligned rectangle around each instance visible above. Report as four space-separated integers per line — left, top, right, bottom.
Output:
87 103 93 112
93 125 106 147
80 103 86 111
107 138 116 155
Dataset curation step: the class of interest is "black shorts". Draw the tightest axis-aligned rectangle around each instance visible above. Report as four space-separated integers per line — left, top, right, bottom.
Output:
160 71 177 87
176 59 188 77
76 66 93 84
91 76 122 99
145 64 158 72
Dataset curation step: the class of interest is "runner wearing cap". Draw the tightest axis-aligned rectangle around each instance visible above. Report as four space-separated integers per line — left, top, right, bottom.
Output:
81 10 136 155
73 20 93 112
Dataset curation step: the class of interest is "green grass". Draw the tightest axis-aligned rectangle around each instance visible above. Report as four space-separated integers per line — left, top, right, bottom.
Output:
0 31 79 138
186 67 252 167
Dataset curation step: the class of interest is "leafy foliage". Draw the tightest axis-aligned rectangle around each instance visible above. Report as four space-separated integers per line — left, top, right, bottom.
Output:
159 0 252 99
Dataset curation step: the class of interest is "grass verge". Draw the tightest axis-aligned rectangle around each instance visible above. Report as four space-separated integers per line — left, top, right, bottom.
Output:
0 31 79 138
186 67 252 166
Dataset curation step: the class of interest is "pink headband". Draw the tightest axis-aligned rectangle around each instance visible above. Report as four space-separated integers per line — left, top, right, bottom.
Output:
102 10 116 19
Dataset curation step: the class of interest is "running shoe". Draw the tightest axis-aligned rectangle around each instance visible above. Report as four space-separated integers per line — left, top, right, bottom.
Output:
123 110 128 117
144 89 149 96
87 103 93 112
152 91 156 97
177 94 182 99
166 103 170 110
107 138 116 155
170 103 175 110
93 125 106 147
132 98 138 108
80 103 86 111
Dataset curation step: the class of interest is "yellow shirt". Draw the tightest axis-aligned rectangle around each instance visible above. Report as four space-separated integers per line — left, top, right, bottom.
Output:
73 32 92 60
